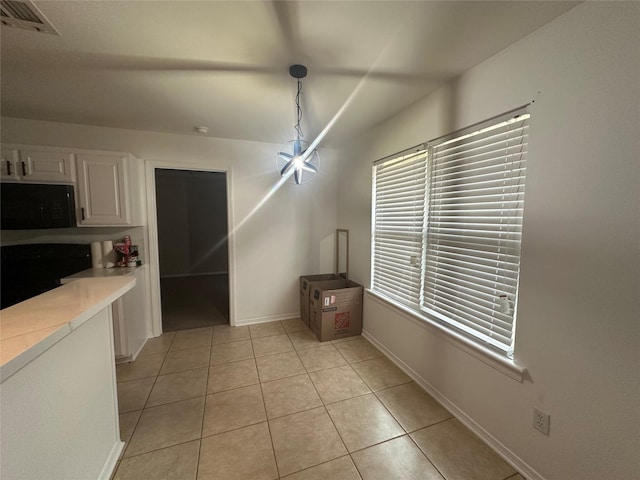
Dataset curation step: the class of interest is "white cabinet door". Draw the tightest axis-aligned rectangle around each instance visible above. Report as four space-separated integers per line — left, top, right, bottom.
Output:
112 267 150 363
0 148 18 181
16 148 75 183
76 153 130 226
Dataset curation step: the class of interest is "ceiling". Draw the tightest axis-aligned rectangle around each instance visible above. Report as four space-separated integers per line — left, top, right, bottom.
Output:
1 1 579 147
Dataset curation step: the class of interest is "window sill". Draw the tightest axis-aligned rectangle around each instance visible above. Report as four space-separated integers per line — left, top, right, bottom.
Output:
365 289 527 382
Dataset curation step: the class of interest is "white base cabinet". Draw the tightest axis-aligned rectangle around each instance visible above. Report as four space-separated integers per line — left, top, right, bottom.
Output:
1 307 123 480
112 266 150 362
61 266 151 363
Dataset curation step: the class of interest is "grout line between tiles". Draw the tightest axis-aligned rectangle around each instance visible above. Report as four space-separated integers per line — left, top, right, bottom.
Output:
321 401 351 466
249 322 287 341
118 333 176 463
343 353 377 394
266 401 326 423
209 355 257 368
350 455 366 480
200 416 267 442
257 331 281 480
406 431 447 480
347 432 409 456
167 342 214 354
294 333 351 473
194 326 214 480
277 454 358 480
505 474 527 480
116 438 202 462
345 350 456 442
321 389 372 408
412 416 456 433
370 388 411 436
320 346 420 460
265 326 348 477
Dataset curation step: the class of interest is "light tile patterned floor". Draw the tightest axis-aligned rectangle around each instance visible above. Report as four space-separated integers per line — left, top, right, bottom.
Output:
112 320 525 480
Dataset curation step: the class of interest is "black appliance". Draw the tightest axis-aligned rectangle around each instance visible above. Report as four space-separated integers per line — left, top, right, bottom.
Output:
1 183 76 229
0 243 92 309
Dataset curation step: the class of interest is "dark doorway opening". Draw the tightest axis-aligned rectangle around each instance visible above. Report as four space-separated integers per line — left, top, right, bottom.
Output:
155 169 229 331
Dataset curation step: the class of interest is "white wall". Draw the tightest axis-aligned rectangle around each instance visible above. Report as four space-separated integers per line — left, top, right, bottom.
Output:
337 3 639 480
0 118 338 324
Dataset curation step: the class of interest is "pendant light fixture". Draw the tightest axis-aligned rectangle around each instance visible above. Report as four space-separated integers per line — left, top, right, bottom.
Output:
276 65 320 185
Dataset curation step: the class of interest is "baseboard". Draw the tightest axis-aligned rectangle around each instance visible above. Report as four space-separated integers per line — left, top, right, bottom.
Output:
129 336 148 362
361 329 544 480
114 336 148 364
160 272 228 279
235 312 300 326
114 354 132 364
97 440 124 480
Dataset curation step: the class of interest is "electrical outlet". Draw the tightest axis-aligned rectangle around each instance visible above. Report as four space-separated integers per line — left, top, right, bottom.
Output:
533 408 550 435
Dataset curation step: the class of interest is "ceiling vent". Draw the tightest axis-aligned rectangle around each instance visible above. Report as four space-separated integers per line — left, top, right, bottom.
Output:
0 0 59 35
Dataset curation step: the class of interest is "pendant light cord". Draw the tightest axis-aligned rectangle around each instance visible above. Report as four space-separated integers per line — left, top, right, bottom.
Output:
295 78 304 140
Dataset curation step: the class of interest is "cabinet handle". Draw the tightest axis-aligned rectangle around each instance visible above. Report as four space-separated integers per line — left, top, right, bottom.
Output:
81 207 86 220
6 160 11 176
21 161 27 176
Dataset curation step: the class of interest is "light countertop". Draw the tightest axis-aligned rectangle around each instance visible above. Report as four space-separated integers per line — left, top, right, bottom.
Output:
0 276 135 382
61 266 141 283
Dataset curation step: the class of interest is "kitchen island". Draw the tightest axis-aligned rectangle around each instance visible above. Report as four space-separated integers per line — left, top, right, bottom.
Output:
0 276 135 480
61 266 150 363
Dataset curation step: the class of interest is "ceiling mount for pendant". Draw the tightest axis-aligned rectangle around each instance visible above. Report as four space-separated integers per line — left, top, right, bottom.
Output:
276 64 319 185
289 64 307 79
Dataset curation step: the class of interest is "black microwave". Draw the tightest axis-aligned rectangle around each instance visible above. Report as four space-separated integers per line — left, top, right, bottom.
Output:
1 183 76 229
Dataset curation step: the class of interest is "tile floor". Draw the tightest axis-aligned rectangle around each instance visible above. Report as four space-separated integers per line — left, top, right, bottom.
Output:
113 320 525 480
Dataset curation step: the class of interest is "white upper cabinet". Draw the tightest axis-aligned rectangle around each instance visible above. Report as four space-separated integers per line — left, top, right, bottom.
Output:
0 146 75 183
1 143 145 227
18 148 76 183
0 148 19 181
76 153 131 226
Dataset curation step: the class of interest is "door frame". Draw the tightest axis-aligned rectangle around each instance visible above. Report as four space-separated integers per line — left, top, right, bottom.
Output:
145 160 236 336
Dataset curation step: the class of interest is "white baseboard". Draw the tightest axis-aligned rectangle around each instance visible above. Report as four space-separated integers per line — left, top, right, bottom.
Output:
114 354 132 364
160 272 228 279
362 329 543 480
130 336 148 362
98 440 124 480
114 336 148 364
235 312 300 326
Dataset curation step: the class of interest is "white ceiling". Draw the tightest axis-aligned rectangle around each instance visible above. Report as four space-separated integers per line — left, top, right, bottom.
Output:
1 1 579 147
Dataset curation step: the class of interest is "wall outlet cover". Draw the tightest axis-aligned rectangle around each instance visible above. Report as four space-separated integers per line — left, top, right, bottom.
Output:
533 408 551 435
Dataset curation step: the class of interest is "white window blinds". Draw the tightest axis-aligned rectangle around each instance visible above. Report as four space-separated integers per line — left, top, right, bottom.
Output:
370 107 529 358
371 147 427 309
423 110 529 355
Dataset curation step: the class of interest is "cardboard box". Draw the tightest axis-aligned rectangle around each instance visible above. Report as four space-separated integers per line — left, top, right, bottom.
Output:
299 274 343 326
300 278 346 327
309 281 363 341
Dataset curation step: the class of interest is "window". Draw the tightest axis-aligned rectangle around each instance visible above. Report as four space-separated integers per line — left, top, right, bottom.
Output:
371 107 529 358
371 147 427 309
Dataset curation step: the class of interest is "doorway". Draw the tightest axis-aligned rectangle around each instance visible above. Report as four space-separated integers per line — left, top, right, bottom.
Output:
155 169 229 332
